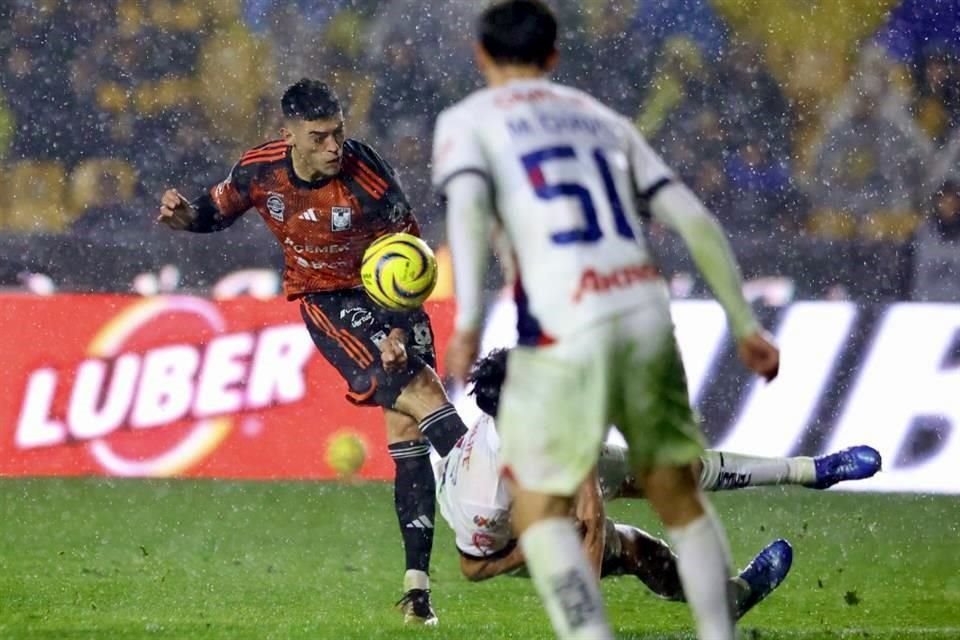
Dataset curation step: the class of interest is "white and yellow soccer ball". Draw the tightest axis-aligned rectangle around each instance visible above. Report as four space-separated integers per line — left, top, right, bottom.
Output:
360 232 438 311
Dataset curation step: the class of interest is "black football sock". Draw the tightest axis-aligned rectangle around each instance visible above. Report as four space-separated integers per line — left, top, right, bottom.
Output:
418 403 467 457
388 440 435 576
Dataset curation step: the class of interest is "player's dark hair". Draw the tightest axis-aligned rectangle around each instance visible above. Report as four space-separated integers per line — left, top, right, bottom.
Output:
281 78 342 121
478 0 558 68
467 348 509 417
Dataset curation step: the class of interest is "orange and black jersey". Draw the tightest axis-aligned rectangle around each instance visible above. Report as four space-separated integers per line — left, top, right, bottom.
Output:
189 138 421 299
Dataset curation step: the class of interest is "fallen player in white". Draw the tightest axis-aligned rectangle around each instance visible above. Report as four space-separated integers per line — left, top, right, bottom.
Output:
436 349 881 618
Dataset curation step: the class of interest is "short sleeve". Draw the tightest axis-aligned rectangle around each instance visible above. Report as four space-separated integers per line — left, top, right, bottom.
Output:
209 162 254 219
431 107 489 193
625 121 675 200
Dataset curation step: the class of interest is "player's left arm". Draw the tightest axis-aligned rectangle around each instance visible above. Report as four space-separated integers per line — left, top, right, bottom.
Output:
432 109 495 380
573 469 606 577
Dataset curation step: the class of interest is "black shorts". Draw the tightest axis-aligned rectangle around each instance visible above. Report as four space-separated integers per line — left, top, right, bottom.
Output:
300 288 437 408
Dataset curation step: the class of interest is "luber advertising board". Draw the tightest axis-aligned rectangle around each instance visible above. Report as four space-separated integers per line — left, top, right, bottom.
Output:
1 294 958 493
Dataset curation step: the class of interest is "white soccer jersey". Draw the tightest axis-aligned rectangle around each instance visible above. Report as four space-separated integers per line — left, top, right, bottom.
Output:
435 414 514 557
432 78 674 342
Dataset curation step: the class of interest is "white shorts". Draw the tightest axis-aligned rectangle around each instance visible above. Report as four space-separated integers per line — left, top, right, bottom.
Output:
498 304 704 496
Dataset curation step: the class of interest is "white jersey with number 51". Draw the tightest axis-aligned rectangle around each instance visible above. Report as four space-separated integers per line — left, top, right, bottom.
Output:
432 78 675 343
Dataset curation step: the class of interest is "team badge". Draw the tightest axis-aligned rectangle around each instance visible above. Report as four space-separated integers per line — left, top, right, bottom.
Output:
331 206 352 231
266 192 285 222
412 322 432 347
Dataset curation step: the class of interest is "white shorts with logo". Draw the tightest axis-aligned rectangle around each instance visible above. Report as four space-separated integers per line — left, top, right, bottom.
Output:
498 302 704 496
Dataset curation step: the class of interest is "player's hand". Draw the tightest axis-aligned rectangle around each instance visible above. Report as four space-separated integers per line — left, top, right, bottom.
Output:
379 328 408 372
736 330 780 382
445 329 480 382
157 189 197 230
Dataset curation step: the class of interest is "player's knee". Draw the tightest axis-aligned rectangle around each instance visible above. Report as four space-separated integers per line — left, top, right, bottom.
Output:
384 410 423 444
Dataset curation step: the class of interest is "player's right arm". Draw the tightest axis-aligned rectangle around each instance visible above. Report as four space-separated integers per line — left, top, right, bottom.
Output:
626 126 779 380
431 107 495 380
458 542 526 582
158 162 253 233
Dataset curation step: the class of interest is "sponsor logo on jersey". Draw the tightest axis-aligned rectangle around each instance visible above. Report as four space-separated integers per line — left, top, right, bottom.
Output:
266 192 285 222
571 263 658 303
331 206 352 231
340 306 373 328
471 531 498 552
283 237 348 255
298 208 319 222
473 514 501 529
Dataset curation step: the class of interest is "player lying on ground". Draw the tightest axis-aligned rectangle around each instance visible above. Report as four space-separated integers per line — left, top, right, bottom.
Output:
434 350 881 614
158 79 468 625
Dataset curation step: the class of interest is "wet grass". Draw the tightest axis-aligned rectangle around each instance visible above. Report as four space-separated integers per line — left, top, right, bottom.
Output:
1 479 957 639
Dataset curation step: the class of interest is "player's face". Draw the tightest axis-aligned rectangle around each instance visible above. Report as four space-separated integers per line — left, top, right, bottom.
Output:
283 116 345 178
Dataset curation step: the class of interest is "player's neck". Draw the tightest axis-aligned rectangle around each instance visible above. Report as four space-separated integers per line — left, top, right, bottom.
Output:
291 152 327 183
485 65 548 87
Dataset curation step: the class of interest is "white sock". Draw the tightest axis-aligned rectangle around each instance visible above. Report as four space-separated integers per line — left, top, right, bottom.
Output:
519 518 613 640
403 569 429 592
667 506 735 640
698 450 816 490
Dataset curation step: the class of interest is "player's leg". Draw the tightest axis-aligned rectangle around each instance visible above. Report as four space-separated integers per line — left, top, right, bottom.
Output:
602 443 881 496
392 366 467 456
387 309 467 457
499 344 613 639
300 292 441 625
600 520 683 599
617 308 734 640
602 521 793 618
384 409 438 625
641 464 735 639
696 447 881 491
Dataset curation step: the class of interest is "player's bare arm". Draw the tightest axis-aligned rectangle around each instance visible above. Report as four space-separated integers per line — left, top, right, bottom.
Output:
459 542 526 582
572 469 606 577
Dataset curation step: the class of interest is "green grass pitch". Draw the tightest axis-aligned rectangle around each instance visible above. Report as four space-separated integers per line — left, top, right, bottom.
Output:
1 479 958 639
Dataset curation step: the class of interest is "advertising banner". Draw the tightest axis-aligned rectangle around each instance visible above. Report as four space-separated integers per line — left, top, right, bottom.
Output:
0 294 451 480
2 294 958 492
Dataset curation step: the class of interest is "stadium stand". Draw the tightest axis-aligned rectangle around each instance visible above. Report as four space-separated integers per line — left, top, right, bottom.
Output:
0 0 957 299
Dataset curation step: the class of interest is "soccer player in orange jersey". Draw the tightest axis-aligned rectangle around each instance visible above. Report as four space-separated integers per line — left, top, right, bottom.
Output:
158 79 467 626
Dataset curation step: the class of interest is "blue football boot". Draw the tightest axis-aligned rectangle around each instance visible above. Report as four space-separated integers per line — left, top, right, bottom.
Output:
809 445 882 489
734 539 793 619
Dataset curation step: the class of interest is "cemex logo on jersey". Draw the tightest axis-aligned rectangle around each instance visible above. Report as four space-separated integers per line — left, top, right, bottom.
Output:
13 297 313 476
572 263 659 303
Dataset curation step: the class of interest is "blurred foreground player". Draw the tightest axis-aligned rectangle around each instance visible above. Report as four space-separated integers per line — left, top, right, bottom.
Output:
436 2 781 637
158 79 468 625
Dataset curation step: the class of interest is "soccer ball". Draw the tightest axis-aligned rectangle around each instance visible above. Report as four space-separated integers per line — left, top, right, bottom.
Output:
360 232 437 311
325 431 367 477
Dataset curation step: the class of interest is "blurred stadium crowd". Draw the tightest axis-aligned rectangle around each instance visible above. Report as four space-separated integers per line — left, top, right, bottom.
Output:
0 0 959 300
